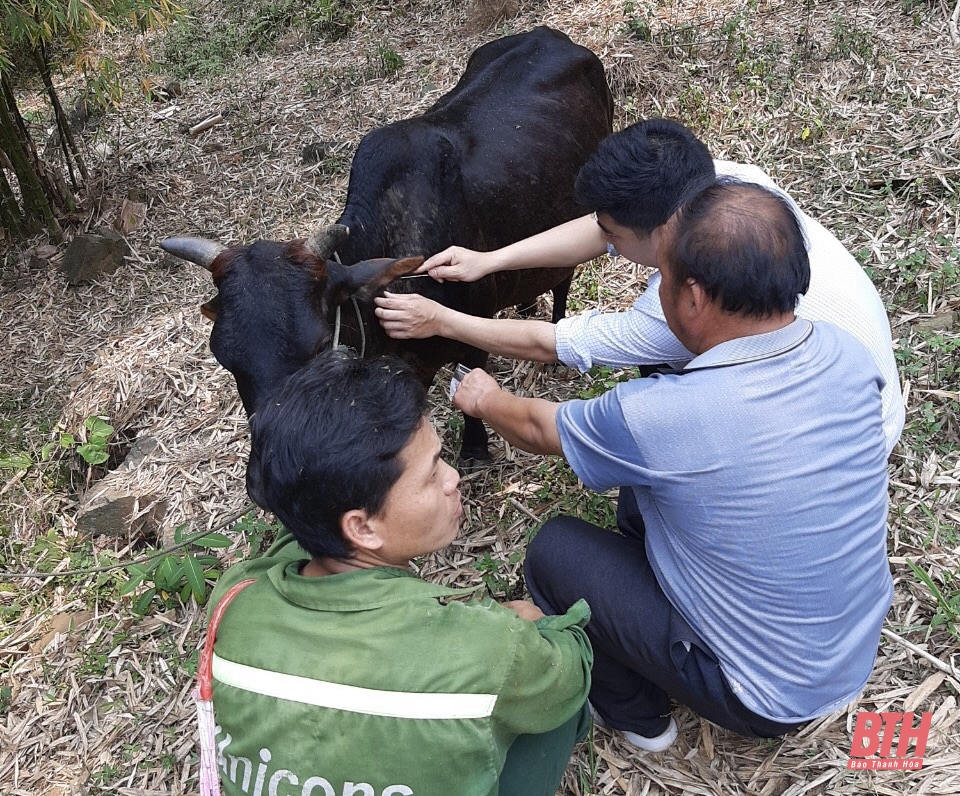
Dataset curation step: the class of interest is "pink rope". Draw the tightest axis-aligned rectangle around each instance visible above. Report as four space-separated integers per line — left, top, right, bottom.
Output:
193 579 256 796
194 687 220 796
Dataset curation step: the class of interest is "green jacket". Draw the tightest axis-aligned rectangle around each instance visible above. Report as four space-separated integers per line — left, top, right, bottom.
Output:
207 531 592 796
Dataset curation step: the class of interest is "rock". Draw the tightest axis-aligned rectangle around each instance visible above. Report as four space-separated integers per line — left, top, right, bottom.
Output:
76 492 168 541
122 436 159 468
913 312 958 332
76 437 167 541
27 243 58 270
60 229 129 284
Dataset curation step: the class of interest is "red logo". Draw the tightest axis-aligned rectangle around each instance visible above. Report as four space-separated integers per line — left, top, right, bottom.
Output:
846 711 932 770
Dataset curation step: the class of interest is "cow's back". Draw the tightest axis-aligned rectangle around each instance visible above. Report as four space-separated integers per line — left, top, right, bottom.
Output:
424 26 613 252
338 26 612 269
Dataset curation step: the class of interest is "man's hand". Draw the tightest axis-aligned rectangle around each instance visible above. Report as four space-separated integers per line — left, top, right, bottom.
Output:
501 600 546 621
375 292 444 339
417 246 494 283
451 368 500 417
452 367 562 455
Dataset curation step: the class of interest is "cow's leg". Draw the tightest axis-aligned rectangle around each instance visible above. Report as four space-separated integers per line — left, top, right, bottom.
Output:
515 271 574 322
550 273 573 323
457 348 492 463
460 414 491 464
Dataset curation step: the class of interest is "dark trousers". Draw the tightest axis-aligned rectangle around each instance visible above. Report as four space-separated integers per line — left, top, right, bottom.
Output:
524 489 802 739
498 703 590 796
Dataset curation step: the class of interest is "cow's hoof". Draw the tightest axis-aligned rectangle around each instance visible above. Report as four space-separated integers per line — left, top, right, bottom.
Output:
458 447 492 469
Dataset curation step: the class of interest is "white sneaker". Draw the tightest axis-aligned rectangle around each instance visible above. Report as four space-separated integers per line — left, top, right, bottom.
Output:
589 701 678 753
621 718 678 752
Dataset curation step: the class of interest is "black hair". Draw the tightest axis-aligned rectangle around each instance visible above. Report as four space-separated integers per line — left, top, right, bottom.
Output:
664 177 810 318
245 351 429 559
574 118 715 235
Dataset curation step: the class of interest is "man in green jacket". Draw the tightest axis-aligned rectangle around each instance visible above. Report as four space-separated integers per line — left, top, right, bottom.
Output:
206 351 592 796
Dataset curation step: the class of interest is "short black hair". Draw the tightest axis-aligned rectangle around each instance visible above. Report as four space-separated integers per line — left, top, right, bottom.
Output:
575 118 715 235
664 177 810 318
246 351 429 559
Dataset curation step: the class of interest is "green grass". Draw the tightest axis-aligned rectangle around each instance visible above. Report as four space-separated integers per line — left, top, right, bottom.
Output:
906 559 960 642
230 510 281 558
830 14 879 61
473 548 525 600
576 365 641 401
532 458 618 531
160 0 392 79
4 3 959 791
566 256 624 314
622 1 653 41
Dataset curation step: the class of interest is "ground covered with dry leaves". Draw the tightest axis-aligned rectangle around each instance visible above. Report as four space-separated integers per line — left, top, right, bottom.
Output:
1 0 959 794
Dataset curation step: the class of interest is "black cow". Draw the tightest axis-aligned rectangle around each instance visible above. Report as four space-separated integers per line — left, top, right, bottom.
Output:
162 26 613 460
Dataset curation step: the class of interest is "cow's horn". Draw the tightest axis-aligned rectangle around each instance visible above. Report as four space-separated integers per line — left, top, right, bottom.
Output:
305 224 350 260
161 237 226 270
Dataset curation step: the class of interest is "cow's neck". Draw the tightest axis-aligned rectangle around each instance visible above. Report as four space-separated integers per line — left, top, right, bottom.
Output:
335 197 445 264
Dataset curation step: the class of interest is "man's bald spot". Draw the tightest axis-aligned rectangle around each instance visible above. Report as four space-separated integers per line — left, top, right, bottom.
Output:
703 182 802 260
664 178 811 318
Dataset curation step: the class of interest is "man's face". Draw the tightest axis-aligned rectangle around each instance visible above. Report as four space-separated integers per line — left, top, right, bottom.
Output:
366 419 462 566
594 213 660 268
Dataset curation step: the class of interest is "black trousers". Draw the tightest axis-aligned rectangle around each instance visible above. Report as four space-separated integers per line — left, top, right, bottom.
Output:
524 489 802 739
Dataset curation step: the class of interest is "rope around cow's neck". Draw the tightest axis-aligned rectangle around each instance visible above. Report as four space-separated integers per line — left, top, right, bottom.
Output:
328 252 432 355
334 271 421 354
330 251 366 356
331 297 366 357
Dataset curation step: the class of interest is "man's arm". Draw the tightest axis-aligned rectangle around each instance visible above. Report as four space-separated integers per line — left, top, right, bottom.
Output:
490 598 592 735
452 369 562 455
417 214 607 282
445 597 591 737
375 292 559 362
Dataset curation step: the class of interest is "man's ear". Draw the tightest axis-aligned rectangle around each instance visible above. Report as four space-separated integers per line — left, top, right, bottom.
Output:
650 225 665 252
688 279 710 313
340 509 384 552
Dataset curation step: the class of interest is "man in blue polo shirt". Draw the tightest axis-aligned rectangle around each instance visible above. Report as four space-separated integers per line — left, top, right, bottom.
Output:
452 177 893 751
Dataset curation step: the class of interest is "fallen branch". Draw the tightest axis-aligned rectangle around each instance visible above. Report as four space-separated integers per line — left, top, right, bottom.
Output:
882 627 960 683
189 113 224 137
0 502 255 580
509 497 543 524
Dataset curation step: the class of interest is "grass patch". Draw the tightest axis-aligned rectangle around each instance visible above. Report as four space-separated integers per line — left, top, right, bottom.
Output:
830 14 879 61
161 0 367 79
533 458 618 530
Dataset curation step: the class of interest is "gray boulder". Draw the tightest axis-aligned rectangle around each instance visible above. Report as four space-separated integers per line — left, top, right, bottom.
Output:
60 229 129 284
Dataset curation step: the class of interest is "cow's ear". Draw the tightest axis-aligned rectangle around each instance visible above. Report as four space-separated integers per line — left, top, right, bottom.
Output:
200 295 220 321
334 257 425 303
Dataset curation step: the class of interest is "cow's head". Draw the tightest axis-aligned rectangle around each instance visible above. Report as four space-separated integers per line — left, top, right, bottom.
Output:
161 225 422 415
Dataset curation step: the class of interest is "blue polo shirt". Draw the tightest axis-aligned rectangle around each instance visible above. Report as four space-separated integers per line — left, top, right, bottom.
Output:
556 319 893 722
